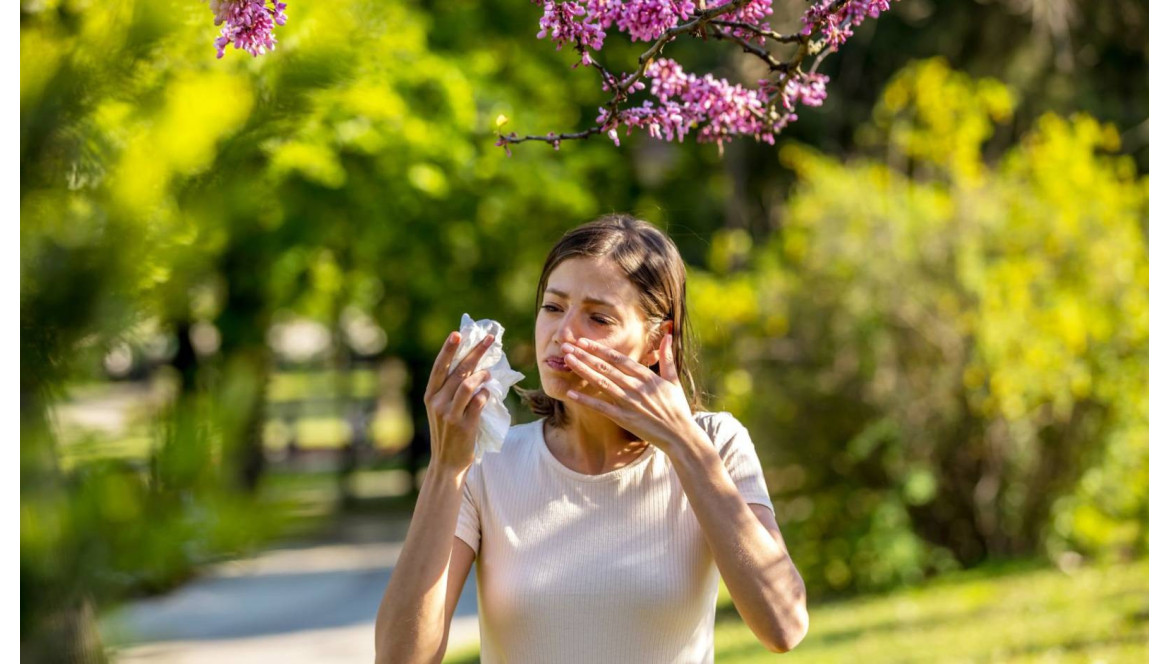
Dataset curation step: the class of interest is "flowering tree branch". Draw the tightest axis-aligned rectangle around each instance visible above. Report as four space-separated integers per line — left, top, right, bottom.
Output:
496 0 895 151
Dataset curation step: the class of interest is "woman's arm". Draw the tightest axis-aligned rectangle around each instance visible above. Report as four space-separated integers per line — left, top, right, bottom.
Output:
374 464 475 664
375 330 494 663
666 424 809 653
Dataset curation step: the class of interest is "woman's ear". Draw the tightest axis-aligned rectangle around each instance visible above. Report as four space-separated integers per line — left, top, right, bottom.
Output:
642 320 673 368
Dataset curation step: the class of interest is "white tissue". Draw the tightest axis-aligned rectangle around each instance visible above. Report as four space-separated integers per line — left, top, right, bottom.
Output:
447 313 525 461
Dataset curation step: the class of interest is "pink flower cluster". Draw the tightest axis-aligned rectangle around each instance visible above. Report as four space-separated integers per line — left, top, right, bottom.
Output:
522 0 896 148
600 60 833 146
707 0 774 44
602 58 789 146
615 0 696 42
537 0 774 63
801 0 890 51
209 0 288 59
537 1 606 64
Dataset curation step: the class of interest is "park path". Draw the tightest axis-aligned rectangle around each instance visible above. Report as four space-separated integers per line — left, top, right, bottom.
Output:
101 513 480 663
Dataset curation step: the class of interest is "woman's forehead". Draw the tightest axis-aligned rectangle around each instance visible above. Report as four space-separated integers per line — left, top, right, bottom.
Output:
545 257 640 306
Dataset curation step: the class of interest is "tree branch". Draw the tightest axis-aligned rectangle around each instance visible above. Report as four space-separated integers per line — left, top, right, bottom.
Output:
502 0 886 148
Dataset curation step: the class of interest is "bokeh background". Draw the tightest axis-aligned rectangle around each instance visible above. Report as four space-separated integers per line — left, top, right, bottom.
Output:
21 0 1148 662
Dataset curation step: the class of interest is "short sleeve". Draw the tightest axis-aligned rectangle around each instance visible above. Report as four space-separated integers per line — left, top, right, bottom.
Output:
454 461 482 555
700 412 776 516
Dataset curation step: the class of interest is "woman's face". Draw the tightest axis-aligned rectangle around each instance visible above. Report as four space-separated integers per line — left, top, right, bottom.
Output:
535 256 659 402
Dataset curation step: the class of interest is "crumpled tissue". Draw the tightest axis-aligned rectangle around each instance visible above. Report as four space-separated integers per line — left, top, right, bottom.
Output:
448 313 525 461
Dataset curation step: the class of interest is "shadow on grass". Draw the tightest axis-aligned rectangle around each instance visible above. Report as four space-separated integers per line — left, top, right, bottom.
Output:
999 632 1149 658
714 604 1006 662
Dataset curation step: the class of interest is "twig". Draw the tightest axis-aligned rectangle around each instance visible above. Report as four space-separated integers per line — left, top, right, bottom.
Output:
706 24 786 71
708 19 802 44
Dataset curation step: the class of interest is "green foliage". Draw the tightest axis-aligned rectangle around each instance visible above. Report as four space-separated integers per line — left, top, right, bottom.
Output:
20 0 627 656
695 59 1147 594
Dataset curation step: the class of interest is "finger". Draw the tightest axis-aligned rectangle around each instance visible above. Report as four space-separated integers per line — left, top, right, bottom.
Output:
574 338 656 382
440 334 496 400
450 370 492 419
566 388 621 419
564 341 644 390
425 331 461 399
564 352 629 401
464 390 491 422
659 332 680 384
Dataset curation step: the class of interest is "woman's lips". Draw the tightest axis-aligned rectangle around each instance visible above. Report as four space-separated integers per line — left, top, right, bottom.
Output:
545 357 569 372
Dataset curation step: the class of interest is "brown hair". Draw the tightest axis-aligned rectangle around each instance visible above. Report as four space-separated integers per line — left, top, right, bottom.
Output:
516 213 704 428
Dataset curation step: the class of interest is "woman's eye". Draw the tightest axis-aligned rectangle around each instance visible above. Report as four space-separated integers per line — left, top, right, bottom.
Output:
540 304 609 325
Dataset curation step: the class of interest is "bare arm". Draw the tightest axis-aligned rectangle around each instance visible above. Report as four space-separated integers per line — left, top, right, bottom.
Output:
374 466 476 664
374 330 493 664
666 423 809 653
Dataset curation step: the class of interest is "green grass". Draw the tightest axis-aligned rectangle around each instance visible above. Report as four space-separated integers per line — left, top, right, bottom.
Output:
442 558 1148 663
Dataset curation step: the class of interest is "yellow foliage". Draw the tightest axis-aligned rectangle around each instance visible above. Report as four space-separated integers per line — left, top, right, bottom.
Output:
764 59 1147 558
871 57 1016 186
268 140 347 189
158 73 255 174
111 71 253 214
19 27 65 106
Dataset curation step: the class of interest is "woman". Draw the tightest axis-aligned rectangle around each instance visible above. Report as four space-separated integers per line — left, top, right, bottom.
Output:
375 214 808 663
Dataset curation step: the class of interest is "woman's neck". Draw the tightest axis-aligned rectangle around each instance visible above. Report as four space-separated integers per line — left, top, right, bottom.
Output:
546 403 649 474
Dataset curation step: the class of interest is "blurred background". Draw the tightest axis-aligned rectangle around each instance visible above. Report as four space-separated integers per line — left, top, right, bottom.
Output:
21 0 1148 662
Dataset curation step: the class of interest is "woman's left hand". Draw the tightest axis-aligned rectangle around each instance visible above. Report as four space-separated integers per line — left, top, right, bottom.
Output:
561 332 695 452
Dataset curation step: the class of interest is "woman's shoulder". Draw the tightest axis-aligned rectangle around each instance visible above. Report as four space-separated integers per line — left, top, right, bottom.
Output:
690 410 753 451
691 410 748 434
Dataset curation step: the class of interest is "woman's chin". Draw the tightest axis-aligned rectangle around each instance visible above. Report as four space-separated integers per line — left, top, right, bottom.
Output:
539 374 576 401
540 381 567 401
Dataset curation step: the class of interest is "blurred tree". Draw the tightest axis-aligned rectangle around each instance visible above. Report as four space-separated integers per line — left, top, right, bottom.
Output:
693 58 1147 595
617 0 1147 240
21 0 626 658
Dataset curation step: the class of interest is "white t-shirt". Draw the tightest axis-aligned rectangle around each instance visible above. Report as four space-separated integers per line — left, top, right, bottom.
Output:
454 410 775 664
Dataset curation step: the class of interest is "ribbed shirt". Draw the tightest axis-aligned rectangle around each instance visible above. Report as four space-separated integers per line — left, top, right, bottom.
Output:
454 411 775 664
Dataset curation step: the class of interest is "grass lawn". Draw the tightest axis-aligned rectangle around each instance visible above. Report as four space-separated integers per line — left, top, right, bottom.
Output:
443 557 1147 663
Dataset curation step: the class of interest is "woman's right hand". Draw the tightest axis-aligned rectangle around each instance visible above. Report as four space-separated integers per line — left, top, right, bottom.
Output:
424 331 495 472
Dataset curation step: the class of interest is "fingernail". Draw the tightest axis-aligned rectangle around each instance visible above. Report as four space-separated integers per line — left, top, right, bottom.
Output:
482 335 494 347
448 332 458 345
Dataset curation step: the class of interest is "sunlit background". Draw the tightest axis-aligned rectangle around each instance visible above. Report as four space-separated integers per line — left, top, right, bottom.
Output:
21 0 1147 662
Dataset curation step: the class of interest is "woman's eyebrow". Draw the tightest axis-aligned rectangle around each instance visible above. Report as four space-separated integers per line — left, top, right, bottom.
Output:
544 288 618 309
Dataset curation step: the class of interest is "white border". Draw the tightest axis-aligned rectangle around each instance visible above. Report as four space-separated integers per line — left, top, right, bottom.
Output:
1149 0 1162 661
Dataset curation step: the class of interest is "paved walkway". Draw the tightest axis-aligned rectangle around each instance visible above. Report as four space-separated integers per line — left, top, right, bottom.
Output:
101 515 480 663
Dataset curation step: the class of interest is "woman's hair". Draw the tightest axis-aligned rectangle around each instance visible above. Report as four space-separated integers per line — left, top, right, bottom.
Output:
516 213 704 428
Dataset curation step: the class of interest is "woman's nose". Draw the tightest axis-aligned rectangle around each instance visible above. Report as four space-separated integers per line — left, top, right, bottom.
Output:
553 313 583 346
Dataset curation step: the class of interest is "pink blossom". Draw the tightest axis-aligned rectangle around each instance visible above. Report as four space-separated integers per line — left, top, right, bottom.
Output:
783 71 829 109
801 0 890 50
610 58 796 145
614 0 697 43
523 0 897 149
209 0 288 59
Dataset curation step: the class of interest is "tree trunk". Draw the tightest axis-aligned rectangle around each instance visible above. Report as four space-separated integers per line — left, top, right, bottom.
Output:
23 596 106 664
